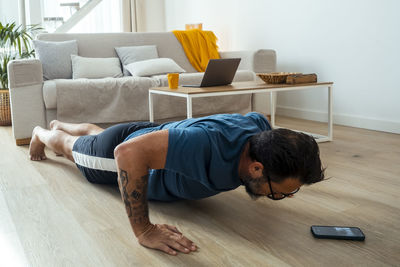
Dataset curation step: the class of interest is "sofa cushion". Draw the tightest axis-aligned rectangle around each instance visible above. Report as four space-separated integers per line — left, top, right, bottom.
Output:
42 77 154 110
33 39 78 80
43 80 57 109
42 70 255 110
44 76 252 123
125 58 185 77
71 55 123 79
115 45 159 76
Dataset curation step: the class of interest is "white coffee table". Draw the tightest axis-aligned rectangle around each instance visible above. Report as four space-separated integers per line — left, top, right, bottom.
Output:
149 81 334 142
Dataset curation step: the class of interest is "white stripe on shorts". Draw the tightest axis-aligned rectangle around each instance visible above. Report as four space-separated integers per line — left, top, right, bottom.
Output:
72 151 117 172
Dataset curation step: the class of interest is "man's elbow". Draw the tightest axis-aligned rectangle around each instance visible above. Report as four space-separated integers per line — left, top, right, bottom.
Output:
114 142 144 165
114 143 132 161
114 143 150 178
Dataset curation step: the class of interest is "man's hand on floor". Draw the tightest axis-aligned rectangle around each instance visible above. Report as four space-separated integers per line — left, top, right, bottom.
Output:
115 132 197 255
137 223 197 255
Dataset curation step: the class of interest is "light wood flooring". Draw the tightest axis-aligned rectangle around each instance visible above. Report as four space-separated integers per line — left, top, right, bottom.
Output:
0 116 399 267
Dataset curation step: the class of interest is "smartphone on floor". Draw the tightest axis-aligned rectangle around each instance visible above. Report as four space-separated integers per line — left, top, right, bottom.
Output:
311 225 365 241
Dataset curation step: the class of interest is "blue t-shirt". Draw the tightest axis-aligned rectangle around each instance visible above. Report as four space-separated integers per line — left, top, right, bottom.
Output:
124 112 271 201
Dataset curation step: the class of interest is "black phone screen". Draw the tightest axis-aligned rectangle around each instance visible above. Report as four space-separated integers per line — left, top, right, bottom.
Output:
311 225 365 241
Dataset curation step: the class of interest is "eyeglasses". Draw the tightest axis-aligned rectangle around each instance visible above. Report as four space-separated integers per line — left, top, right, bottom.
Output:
266 175 300 200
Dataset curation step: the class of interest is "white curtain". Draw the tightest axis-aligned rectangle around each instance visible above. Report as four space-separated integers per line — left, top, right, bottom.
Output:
121 0 137 32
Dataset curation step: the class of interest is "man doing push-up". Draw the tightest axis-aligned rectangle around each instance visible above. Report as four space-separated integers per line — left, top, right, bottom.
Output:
29 112 325 256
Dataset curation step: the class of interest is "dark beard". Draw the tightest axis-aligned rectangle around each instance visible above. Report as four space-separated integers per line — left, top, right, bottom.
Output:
241 175 268 200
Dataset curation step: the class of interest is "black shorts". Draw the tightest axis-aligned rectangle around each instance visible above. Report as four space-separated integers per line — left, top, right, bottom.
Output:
72 122 159 184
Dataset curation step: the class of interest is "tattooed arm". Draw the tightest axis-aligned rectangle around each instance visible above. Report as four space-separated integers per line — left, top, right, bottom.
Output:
114 130 197 255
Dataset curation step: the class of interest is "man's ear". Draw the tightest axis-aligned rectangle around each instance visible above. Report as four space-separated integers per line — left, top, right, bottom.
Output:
248 161 264 178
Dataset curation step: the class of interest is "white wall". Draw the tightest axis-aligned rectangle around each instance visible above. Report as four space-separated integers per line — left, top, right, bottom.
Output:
164 0 400 134
136 0 165 32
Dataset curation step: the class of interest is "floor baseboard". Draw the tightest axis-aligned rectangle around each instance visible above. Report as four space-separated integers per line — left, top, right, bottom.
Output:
276 105 400 134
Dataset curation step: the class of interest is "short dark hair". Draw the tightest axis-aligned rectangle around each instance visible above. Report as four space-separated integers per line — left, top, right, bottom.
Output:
248 128 325 184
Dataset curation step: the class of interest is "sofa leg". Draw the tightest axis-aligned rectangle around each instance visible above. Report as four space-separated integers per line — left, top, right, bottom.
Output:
16 138 31 146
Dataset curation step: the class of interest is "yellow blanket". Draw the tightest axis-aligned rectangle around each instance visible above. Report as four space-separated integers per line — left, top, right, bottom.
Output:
172 29 220 72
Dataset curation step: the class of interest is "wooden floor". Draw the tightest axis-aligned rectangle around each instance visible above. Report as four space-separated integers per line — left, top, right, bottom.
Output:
0 116 399 267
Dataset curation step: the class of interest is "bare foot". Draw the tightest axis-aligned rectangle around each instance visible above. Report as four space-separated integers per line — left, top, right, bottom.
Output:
49 120 63 157
29 126 47 161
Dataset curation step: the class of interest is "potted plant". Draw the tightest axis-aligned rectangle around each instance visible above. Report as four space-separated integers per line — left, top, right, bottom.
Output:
0 22 41 125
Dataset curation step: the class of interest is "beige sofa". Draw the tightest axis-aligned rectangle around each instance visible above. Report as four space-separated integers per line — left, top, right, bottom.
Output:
8 32 276 145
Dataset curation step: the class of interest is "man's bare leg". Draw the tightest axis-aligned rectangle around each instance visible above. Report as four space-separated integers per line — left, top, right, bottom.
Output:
29 126 79 161
49 120 104 136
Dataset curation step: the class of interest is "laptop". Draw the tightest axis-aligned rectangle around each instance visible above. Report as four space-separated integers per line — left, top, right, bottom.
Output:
183 58 241 87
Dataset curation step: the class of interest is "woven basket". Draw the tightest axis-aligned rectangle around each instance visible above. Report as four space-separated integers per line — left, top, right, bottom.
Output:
0 90 12 126
257 72 301 84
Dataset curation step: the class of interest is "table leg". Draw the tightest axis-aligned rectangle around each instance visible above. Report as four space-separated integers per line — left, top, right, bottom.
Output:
149 92 154 122
187 95 193 119
270 91 276 128
328 85 333 141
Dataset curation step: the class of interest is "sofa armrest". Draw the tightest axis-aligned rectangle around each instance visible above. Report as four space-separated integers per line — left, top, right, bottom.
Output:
219 49 276 73
8 59 46 144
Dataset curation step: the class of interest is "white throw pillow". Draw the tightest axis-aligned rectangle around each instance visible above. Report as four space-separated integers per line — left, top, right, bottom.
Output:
125 58 186 77
115 45 159 76
71 55 123 79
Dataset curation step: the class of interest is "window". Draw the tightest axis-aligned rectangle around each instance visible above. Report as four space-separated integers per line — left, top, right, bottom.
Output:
40 0 122 33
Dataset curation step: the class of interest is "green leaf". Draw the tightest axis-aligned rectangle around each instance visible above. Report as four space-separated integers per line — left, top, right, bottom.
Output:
17 37 22 56
0 21 41 89
23 38 29 52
